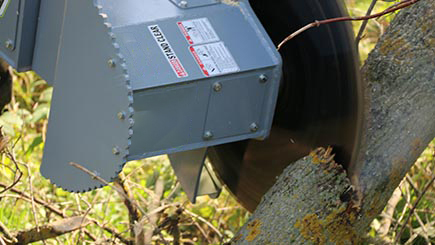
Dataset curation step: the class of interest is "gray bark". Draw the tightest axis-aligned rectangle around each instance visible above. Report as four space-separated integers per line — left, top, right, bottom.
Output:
233 1 435 243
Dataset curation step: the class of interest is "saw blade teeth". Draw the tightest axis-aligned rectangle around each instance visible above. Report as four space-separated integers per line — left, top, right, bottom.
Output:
95 4 133 191
128 118 135 126
128 107 135 117
99 13 108 19
112 42 120 51
117 53 126 63
104 23 113 31
126 84 133 92
121 63 129 74
123 74 130 83
40 3 133 193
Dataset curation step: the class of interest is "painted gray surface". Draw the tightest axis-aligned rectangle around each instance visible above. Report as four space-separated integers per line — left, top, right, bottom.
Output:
168 148 222 202
169 0 219 9
40 0 132 192
198 161 222 199
32 0 66 85
168 147 208 202
0 0 40 71
112 5 278 91
7 0 282 193
128 68 277 160
0 0 20 66
205 74 267 139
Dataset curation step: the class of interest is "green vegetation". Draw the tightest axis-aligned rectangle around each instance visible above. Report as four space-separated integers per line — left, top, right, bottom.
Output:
1 1 434 244
0 71 249 244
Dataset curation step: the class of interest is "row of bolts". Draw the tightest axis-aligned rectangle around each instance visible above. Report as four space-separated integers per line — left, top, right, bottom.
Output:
112 59 268 155
112 71 268 155
3 45 267 155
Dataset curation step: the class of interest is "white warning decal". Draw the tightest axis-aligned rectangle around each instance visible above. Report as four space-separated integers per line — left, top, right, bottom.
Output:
148 24 188 78
0 0 11 18
190 42 240 77
178 18 220 45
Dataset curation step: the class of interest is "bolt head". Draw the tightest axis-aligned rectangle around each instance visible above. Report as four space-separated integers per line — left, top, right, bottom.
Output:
259 74 268 83
107 59 116 68
179 0 188 8
203 131 213 140
112 147 121 155
250 123 259 132
213 82 222 92
117 111 126 120
5 40 13 50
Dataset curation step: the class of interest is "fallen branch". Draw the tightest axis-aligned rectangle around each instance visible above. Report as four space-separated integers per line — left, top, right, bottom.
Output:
7 216 91 245
0 183 133 243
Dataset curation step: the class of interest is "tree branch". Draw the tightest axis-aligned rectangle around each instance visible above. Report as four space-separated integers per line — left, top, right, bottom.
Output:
0 221 17 244
395 174 435 242
113 174 141 240
233 0 435 242
70 162 169 245
355 0 378 48
277 0 420 50
8 217 91 245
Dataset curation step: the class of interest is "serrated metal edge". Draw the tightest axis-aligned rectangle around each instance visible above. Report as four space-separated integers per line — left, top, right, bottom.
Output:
96 4 135 183
51 4 134 194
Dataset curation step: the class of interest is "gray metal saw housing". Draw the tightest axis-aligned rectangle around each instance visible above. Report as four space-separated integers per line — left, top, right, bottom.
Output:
0 0 282 201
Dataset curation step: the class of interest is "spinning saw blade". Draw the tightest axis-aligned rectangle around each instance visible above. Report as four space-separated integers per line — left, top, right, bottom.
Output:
208 0 363 212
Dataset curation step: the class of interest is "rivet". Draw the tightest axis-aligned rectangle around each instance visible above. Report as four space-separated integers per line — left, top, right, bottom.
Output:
250 123 259 132
259 74 268 83
213 82 222 92
203 131 213 140
107 59 116 68
117 111 126 120
112 147 121 155
179 0 188 8
5 40 13 50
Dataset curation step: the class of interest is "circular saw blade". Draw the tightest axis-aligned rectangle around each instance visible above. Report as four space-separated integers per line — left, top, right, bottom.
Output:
208 0 363 212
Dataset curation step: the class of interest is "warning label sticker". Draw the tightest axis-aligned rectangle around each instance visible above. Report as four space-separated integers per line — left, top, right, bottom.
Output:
148 24 188 78
190 42 240 77
178 18 220 45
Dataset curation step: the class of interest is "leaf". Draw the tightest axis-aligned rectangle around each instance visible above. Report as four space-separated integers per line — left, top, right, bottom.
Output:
0 118 15 136
30 80 48 92
39 87 53 103
26 136 43 154
0 111 24 127
30 104 50 123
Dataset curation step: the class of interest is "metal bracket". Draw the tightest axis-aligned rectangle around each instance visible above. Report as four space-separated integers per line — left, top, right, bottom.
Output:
168 148 222 202
170 0 219 9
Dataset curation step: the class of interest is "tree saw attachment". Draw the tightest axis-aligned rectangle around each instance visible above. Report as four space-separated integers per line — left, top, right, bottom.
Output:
0 0 362 212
